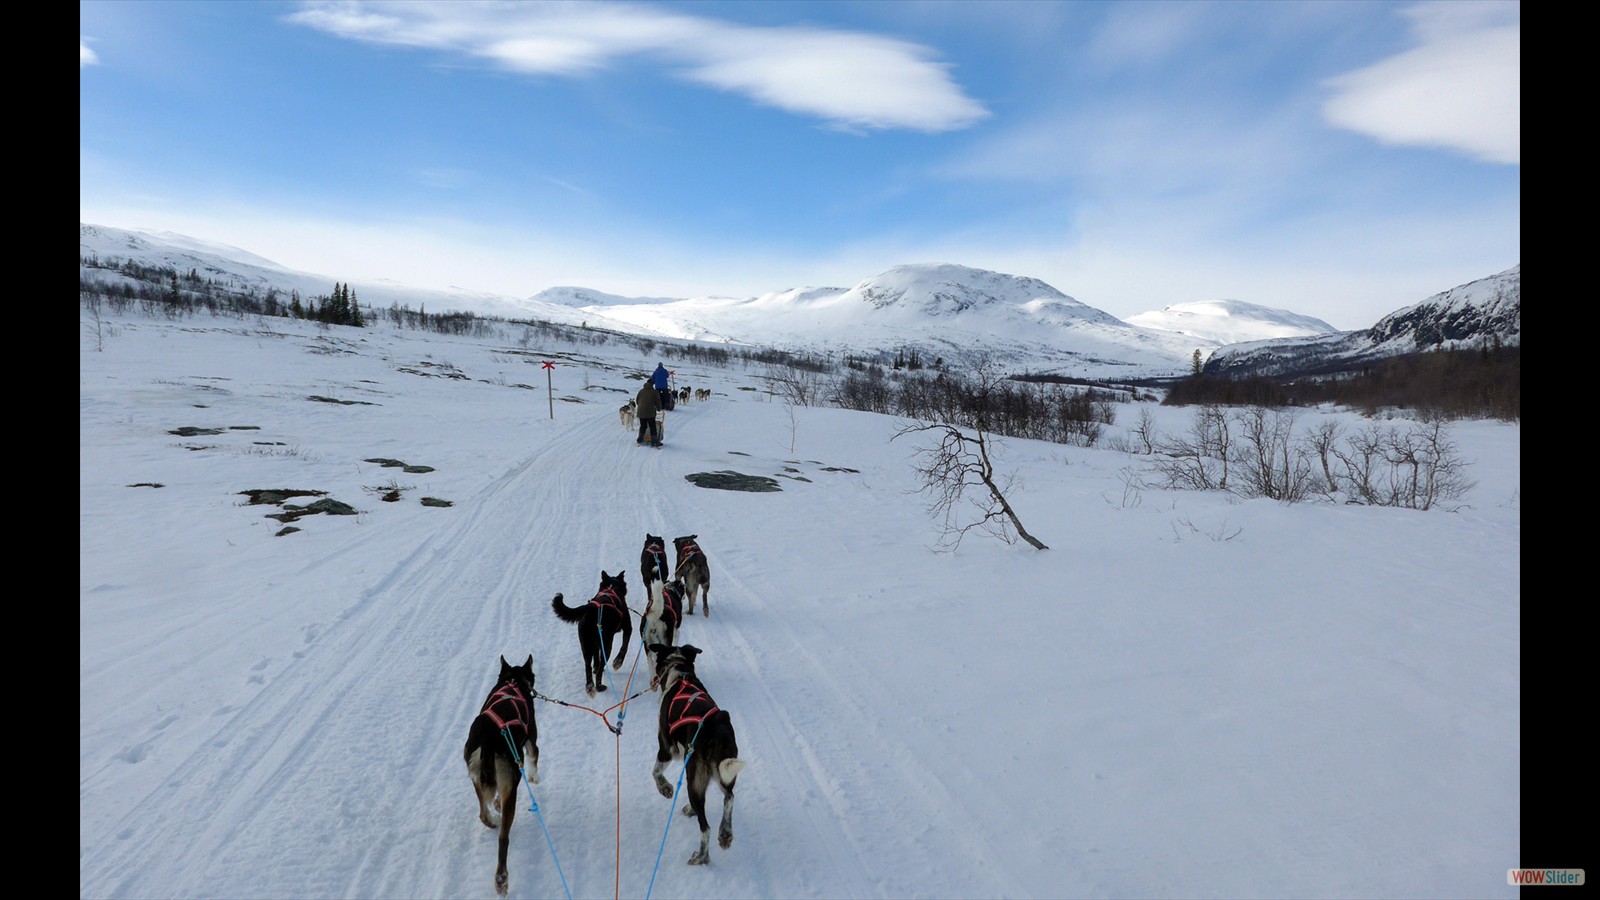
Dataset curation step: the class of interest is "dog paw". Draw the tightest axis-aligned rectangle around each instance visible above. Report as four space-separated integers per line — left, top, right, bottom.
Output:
495 872 509 895
655 778 673 798
688 851 710 865
681 803 695 817
719 829 733 849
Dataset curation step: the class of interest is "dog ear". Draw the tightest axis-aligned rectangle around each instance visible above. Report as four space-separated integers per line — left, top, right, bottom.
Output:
679 645 702 663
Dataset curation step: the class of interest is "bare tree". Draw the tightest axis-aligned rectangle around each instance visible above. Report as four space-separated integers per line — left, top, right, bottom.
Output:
1151 403 1230 491
1130 405 1158 454
1304 420 1344 495
1382 416 1476 510
83 290 105 352
1334 422 1387 505
893 419 1049 550
1231 407 1315 502
890 358 1049 550
761 363 828 407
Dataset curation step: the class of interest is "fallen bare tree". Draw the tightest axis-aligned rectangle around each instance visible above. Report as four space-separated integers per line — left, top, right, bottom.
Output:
893 419 1049 551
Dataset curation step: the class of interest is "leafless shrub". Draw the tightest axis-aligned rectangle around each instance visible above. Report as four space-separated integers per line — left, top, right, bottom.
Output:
1171 515 1242 542
1151 404 1230 491
1230 407 1317 502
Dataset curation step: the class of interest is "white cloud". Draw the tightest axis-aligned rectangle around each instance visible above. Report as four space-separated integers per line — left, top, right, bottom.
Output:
286 0 987 132
81 39 99 67
1321 2 1519 165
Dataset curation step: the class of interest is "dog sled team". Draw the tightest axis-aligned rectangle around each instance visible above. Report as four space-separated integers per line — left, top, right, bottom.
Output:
620 364 713 448
465 532 738 894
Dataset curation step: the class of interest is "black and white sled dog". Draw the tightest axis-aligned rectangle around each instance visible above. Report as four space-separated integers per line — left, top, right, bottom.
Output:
641 533 670 608
672 535 712 617
642 576 685 681
649 643 746 865
463 655 540 896
550 570 633 697
620 398 637 430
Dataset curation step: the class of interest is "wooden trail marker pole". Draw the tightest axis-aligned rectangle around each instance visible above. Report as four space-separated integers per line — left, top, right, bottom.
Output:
543 361 555 419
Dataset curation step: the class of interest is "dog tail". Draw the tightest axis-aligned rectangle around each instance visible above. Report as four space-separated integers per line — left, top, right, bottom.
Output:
550 592 583 624
718 758 746 787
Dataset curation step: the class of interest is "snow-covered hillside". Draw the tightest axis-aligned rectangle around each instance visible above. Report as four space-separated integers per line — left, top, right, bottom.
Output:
1204 265 1521 378
534 262 1209 380
83 224 1349 382
79 303 1520 899
1126 299 1338 346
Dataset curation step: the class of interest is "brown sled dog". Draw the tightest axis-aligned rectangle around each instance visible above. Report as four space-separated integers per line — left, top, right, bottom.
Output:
550 570 633 696
463 655 539 896
673 535 712 616
649 643 746 865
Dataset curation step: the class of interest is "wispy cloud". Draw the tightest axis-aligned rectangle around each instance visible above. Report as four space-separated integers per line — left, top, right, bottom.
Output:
81 38 100 67
1321 1 1519 164
286 0 988 132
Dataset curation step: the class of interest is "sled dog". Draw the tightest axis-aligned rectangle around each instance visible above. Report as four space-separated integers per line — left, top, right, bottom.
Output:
641 534 670 608
673 535 712 617
649 643 746 864
463 655 539 896
642 577 685 681
550 570 633 696
620 398 636 430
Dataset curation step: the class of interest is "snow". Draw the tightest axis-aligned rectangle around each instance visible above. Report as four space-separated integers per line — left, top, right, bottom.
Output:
79 306 1519 899
1125 300 1338 346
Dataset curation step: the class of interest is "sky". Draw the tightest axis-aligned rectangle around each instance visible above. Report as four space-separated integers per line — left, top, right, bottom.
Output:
78 298 1527 899
78 1 1519 332
78 0 1520 334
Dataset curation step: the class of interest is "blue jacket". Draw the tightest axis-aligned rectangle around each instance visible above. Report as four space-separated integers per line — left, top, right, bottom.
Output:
652 365 670 390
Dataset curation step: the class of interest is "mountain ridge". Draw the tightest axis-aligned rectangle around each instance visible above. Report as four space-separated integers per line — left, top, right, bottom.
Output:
80 222 1513 383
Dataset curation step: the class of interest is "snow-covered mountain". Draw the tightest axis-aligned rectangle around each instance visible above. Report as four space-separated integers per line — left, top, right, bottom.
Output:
530 263 1236 379
1205 265 1521 378
81 222 1505 384
1126 299 1338 346
79 224 639 332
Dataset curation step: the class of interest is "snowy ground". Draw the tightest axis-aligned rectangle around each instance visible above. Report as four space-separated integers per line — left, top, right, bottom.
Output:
80 310 1520 899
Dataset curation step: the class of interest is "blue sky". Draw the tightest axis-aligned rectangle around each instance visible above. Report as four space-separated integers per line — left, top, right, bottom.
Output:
80 0 1519 330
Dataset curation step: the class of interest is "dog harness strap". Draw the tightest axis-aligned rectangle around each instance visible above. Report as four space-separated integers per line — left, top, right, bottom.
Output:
661 586 682 628
483 682 530 732
676 544 701 566
667 679 718 733
589 586 624 616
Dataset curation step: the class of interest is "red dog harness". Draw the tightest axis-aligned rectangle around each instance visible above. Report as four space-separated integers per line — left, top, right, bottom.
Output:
481 680 531 732
656 582 683 629
666 677 719 735
675 542 702 569
589 586 626 618
645 543 668 580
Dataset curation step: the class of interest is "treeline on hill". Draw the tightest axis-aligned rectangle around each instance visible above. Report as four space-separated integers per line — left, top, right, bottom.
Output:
829 365 1116 446
1163 344 1519 421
